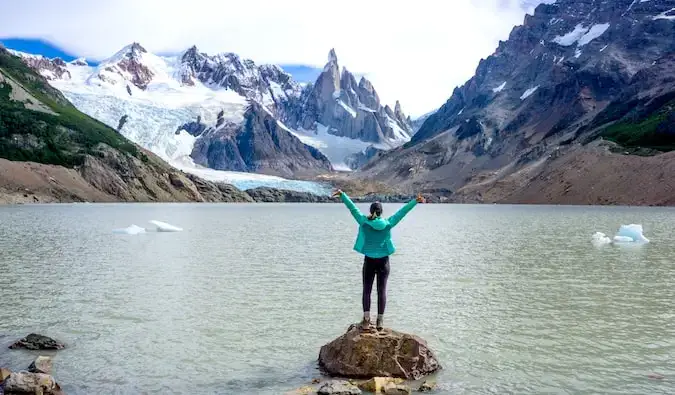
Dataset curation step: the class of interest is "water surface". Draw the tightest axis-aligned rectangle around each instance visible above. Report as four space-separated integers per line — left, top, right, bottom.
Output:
0 203 673 394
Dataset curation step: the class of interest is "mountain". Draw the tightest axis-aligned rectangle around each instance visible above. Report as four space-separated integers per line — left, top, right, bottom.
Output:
357 0 675 205
9 44 412 193
191 101 332 178
0 47 253 203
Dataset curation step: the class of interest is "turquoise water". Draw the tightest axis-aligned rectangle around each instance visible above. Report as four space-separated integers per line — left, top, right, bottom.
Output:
0 203 673 394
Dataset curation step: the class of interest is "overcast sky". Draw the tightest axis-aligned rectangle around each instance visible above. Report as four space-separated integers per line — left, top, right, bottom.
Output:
0 0 548 116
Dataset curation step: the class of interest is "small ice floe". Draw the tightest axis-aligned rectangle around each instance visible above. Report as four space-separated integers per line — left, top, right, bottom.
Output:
592 224 650 246
149 220 183 232
112 224 146 235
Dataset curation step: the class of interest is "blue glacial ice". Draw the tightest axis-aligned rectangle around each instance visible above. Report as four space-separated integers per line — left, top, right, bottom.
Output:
592 224 650 246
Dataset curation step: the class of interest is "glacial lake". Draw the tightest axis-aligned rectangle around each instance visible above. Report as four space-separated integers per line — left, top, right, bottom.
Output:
0 203 674 394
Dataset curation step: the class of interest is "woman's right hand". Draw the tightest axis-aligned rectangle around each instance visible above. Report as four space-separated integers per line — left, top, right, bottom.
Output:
332 189 343 198
416 193 426 203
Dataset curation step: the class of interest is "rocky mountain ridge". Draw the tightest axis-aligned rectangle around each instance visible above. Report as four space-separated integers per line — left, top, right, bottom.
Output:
357 0 675 204
10 44 413 183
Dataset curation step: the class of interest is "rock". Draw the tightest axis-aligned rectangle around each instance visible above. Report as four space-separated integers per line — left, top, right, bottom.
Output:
318 325 441 380
245 187 331 203
0 367 11 382
28 356 53 374
357 377 404 393
2 372 64 395
317 380 361 395
285 385 316 395
383 382 411 395
417 380 437 392
9 334 64 350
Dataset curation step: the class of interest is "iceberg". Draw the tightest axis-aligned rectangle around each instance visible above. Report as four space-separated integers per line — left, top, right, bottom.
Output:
614 224 650 243
113 224 146 235
592 232 612 246
592 224 650 246
149 220 183 232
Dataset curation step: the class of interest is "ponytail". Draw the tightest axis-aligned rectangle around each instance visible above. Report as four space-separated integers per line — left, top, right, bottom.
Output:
368 202 383 221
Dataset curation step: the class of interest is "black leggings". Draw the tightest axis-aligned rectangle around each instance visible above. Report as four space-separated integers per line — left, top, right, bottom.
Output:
362 256 390 315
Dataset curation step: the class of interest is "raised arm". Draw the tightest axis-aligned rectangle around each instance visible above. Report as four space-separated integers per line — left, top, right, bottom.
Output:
334 190 366 224
387 193 425 227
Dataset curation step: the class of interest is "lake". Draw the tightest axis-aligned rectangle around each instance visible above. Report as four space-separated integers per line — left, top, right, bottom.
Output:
0 203 673 394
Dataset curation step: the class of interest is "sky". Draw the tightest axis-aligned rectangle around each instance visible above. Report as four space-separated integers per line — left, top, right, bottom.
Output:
0 0 549 117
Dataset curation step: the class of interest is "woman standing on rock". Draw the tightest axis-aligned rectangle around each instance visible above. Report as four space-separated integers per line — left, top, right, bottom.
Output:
332 189 425 331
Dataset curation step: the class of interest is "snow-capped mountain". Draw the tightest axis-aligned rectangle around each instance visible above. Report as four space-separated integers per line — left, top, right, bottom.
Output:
11 43 412 192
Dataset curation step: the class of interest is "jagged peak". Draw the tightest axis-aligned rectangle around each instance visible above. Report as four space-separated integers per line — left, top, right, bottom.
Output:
327 48 338 64
395 100 402 112
323 48 339 72
105 42 148 64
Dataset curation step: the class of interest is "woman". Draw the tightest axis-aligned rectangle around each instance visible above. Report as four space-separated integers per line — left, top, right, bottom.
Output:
333 189 425 331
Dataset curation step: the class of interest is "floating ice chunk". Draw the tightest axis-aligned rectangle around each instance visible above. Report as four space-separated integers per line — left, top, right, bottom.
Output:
612 235 635 243
113 224 146 234
592 232 612 246
615 224 649 243
149 220 183 232
592 224 650 246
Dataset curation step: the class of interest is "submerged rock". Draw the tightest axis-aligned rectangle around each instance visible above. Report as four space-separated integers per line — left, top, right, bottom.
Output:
9 334 64 350
418 380 437 392
285 385 316 395
319 325 441 380
2 372 64 395
357 377 404 393
28 356 53 374
383 382 411 395
317 380 361 395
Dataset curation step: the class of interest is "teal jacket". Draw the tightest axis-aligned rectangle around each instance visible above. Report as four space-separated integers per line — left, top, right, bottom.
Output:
340 193 418 258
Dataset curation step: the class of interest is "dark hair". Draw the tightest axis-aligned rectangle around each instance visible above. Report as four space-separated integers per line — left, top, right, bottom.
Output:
368 202 383 220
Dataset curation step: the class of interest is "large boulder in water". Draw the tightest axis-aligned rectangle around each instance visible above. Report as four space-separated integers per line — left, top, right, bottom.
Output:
318 324 441 380
9 334 64 350
2 372 64 395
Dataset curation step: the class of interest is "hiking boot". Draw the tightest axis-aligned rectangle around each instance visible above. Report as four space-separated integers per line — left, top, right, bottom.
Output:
376 316 384 331
360 317 374 331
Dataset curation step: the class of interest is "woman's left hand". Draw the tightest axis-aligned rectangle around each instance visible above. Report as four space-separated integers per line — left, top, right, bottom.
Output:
416 193 426 203
332 189 343 198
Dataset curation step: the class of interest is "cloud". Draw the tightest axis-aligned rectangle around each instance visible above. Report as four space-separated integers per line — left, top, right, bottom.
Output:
0 0 544 116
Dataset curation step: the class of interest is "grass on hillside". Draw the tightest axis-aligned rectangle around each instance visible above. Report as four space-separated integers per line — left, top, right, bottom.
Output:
600 102 675 153
0 49 142 167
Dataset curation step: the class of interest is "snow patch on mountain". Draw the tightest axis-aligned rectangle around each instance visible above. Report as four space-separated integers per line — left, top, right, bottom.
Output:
653 8 675 20
552 24 589 46
337 99 357 118
578 24 611 46
493 81 507 93
520 86 539 100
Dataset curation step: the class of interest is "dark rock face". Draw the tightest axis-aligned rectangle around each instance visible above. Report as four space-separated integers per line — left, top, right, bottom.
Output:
191 101 333 178
318 325 441 380
246 187 331 203
345 146 384 170
178 46 301 103
9 334 64 350
361 0 675 193
176 116 208 137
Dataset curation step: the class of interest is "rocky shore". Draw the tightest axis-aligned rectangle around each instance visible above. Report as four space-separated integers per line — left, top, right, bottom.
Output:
2 334 66 395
